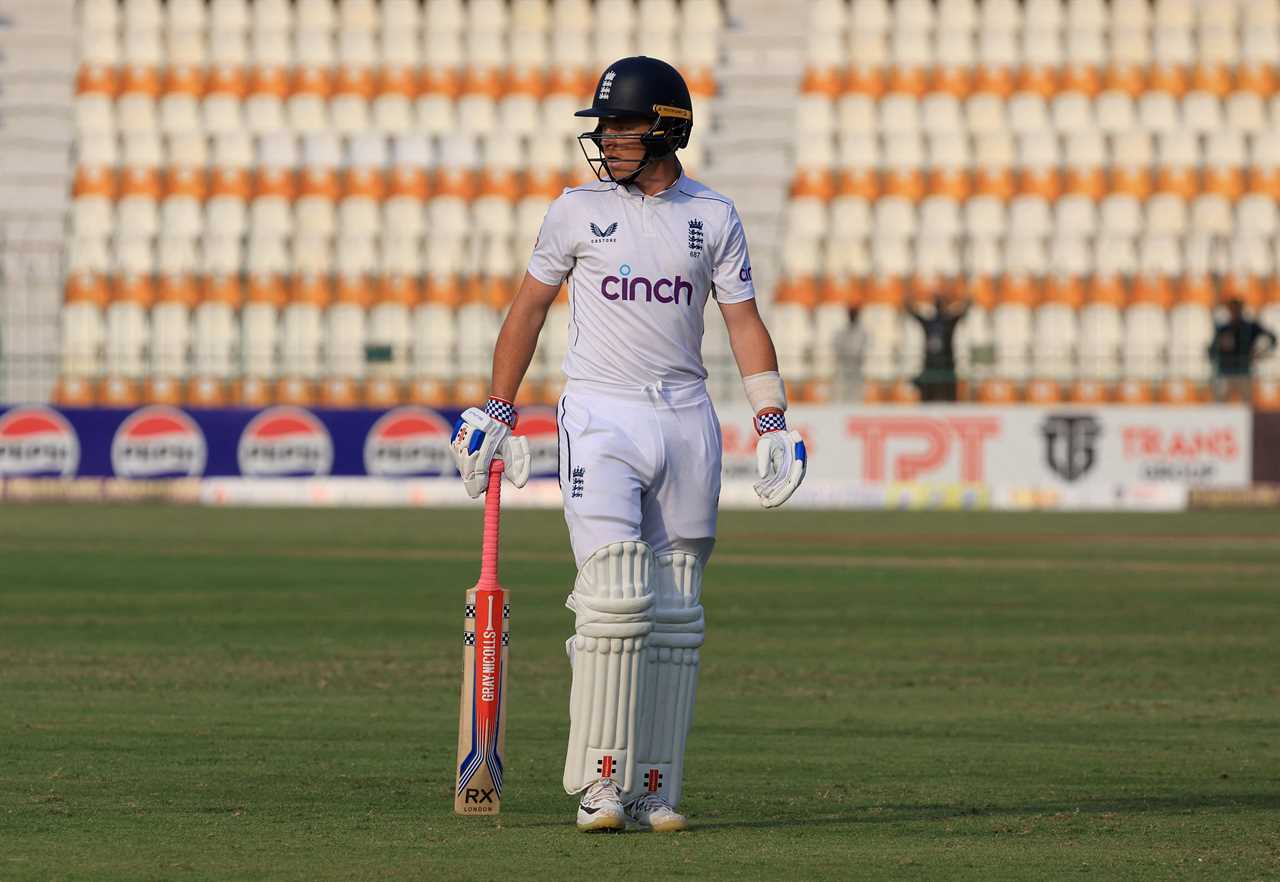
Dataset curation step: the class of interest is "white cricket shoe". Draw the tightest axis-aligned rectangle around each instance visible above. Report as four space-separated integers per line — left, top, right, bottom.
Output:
576 779 626 832
625 793 688 832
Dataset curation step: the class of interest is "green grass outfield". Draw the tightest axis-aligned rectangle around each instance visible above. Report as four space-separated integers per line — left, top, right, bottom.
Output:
2 506 1278 882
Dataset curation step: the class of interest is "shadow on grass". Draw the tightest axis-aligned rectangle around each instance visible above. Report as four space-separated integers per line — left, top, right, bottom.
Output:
500 792 1280 832
693 792 1280 833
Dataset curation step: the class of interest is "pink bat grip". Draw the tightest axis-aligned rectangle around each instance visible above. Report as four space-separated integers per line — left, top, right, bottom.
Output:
478 458 503 587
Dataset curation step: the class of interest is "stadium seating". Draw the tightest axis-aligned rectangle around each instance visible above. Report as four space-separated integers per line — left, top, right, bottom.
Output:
52 0 1280 407
782 0 1280 404
57 0 722 407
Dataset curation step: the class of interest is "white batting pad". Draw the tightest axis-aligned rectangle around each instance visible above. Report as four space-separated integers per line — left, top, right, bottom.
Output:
562 540 656 795
630 551 704 807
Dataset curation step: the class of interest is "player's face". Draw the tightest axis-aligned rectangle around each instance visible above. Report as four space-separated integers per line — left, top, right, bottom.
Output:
598 117 651 178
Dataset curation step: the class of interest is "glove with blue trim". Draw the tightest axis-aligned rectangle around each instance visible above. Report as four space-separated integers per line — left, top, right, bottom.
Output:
451 396 531 498
753 409 806 509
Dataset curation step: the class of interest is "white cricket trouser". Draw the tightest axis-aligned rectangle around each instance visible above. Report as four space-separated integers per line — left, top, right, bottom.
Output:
556 377 722 567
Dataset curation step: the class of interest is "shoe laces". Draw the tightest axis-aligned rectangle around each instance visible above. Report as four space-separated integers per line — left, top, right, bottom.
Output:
630 792 672 814
582 778 622 806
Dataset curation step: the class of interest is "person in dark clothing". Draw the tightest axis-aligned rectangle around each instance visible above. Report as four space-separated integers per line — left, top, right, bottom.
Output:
907 294 970 402
1208 299 1277 402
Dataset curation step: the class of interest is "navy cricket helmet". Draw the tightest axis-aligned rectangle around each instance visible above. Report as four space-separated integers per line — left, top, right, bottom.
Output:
575 56 693 184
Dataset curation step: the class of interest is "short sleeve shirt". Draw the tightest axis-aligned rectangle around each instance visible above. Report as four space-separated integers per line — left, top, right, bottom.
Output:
526 171 756 388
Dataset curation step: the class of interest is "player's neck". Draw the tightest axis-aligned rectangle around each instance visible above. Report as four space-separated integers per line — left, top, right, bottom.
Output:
630 157 681 196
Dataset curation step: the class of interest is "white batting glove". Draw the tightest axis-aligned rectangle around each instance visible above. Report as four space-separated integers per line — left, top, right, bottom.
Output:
450 397 531 498
753 410 807 509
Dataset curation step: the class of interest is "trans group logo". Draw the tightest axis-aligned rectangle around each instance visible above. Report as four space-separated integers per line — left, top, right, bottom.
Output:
237 406 333 477
1041 414 1101 482
513 406 560 477
111 406 207 478
363 407 454 476
0 407 80 477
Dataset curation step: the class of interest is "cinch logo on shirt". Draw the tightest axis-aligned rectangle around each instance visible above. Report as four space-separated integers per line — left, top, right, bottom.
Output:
600 264 693 305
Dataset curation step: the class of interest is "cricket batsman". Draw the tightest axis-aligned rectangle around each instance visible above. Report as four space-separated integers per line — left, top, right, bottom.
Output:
450 56 806 832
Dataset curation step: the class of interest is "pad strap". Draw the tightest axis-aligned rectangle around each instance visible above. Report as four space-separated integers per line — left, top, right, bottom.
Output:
569 593 655 637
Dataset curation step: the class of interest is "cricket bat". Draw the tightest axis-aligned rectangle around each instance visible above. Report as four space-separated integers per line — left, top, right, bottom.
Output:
455 459 509 814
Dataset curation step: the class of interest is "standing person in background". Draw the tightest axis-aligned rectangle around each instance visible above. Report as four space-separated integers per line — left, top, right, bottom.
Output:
906 293 970 402
448 57 807 834
834 305 866 403
1209 299 1277 402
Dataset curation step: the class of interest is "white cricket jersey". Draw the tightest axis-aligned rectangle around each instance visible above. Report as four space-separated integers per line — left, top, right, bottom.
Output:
526 171 756 388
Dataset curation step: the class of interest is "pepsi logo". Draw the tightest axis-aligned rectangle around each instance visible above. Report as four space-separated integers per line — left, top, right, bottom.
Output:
0 407 80 477
111 406 207 478
513 406 559 477
237 407 333 477
363 407 454 477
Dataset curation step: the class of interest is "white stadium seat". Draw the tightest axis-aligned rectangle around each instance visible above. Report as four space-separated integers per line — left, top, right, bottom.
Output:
1124 303 1170 382
1024 300 1075 378
1169 301 1214 382
921 93 964 136
297 0 337 31
62 294 106 379
1079 302 1123 382
280 296 326 380
210 0 250 30
105 295 151 380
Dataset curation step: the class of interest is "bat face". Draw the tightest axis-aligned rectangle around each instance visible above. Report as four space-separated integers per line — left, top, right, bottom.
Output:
455 458 508 815
455 582 508 814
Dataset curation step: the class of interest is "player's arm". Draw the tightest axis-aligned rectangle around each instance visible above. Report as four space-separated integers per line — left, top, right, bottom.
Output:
718 296 787 433
451 192 575 497
719 297 779 378
710 201 806 508
491 272 562 402
718 297 806 509
448 273 559 497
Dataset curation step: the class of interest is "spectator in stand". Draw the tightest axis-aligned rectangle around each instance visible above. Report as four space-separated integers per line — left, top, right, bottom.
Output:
1208 298 1277 402
834 305 865 402
906 294 970 402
